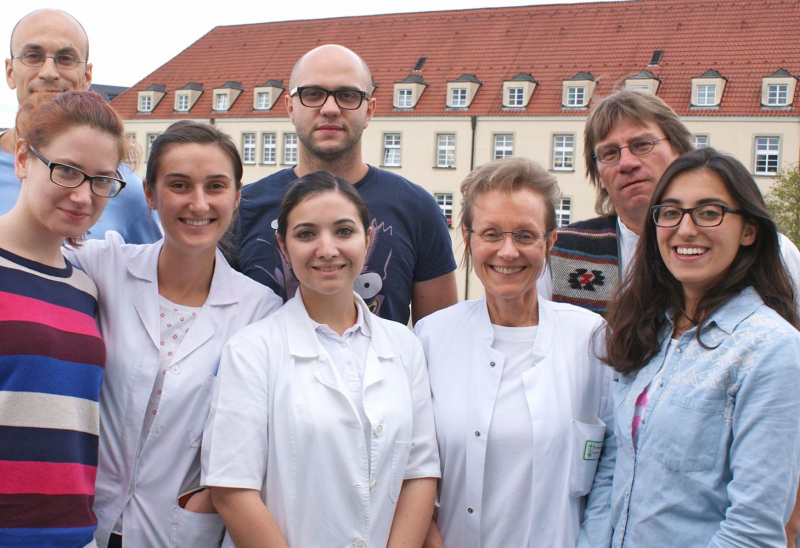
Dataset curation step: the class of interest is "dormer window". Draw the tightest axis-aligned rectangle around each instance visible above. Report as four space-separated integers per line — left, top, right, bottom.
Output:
446 74 481 109
562 72 595 108
177 94 189 111
567 87 585 107
215 94 228 110
696 85 716 106
173 83 203 112
398 89 413 108
761 69 796 107
691 70 727 108
502 74 537 108
137 84 166 114
624 70 661 95
451 88 467 107
212 81 244 112
507 87 524 106
253 80 285 111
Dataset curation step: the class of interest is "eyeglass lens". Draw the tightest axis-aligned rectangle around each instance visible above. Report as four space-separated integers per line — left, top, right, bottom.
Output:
653 205 726 227
596 139 658 163
299 87 365 109
50 164 123 197
17 52 81 69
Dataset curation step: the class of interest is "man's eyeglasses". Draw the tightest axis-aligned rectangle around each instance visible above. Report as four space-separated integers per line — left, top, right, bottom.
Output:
466 227 550 248
651 204 743 228
14 52 86 70
594 138 670 164
290 86 368 110
29 146 126 198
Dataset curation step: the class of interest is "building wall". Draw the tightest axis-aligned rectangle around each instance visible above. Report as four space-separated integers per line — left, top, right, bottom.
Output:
123 114 800 301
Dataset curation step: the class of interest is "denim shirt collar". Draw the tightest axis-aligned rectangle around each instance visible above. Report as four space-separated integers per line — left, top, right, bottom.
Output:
665 286 763 337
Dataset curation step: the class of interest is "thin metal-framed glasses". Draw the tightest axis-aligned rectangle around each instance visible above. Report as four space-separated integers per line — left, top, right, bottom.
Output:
651 204 743 228
594 138 670 164
290 86 368 110
29 146 126 198
14 51 86 70
466 227 550 247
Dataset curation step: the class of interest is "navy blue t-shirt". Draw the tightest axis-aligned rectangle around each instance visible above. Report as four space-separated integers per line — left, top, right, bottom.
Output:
235 166 456 325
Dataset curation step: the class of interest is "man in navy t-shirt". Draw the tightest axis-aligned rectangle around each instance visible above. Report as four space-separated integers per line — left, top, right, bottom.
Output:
235 44 457 325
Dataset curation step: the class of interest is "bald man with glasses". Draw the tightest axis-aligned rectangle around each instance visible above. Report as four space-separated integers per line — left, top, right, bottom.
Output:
1 9 160 244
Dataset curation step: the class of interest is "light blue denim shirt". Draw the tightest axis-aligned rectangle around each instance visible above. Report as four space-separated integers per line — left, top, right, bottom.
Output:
578 287 800 548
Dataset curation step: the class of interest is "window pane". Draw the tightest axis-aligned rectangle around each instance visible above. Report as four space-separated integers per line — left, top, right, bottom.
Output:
243 133 256 164
435 193 453 226
693 135 708 149
451 88 467 107
493 134 513 160
398 89 413 108
556 197 572 227
262 133 276 164
284 133 298 165
383 134 401 166
437 134 455 168
553 134 574 170
754 137 780 175
567 87 585 106
507 87 524 107
257 92 270 109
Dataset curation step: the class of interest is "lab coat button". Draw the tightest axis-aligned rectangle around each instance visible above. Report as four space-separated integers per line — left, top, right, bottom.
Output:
489 361 495 367
170 364 181 375
467 507 474 514
340 341 347 348
153 425 163 436
474 431 481 437
370 480 377 490
374 424 383 436
354 540 367 548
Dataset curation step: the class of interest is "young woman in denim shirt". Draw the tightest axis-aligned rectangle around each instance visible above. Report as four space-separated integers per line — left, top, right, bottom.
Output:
579 147 800 548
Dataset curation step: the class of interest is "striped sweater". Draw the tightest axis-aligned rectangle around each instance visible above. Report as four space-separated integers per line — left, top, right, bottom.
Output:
0 247 105 548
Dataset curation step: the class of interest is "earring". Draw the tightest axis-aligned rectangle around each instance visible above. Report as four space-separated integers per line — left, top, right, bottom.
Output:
287 262 292 269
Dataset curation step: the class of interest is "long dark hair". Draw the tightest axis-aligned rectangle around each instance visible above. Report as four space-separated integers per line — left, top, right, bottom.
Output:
603 147 799 374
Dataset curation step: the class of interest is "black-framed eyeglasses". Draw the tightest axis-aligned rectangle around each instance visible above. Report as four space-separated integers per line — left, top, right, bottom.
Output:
290 86 368 110
651 204 743 228
14 51 86 70
29 146 126 198
466 227 550 248
594 138 670 164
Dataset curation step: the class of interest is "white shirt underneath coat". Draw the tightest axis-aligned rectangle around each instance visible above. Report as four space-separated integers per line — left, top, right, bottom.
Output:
202 291 440 548
414 296 615 548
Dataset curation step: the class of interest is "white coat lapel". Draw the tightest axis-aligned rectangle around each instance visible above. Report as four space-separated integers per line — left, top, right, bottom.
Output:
127 242 163 349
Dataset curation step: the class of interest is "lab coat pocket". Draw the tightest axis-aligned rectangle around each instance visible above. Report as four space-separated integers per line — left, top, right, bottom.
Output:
188 374 216 448
169 506 225 548
569 419 606 498
651 394 726 472
388 441 413 503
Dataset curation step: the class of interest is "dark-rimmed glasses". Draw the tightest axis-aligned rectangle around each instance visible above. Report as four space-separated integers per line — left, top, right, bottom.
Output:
651 204 743 228
14 52 86 70
290 86 368 110
29 146 126 198
594 138 670 164
466 227 550 248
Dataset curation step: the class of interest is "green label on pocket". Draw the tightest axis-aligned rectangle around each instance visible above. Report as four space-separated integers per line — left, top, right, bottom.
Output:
583 440 603 460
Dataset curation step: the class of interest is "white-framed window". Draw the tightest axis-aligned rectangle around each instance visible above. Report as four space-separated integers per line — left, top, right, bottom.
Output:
552 134 574 171
556 197 572 227
754 136 780 175
696 85 716 106
435 193 453 227
507 87 524 107
436 134 456 168
242 133 256 164
140 95 152 112
693 135 709 149
398 89 413 108
493 134 513 160
768 84 789 106
566 86 585 107
215 93 228 110
262 133 276 164
451 88 467 107
383 134 401 167
147 133 160 157
257 92 270 110
284 133 298 165
177 94 189 111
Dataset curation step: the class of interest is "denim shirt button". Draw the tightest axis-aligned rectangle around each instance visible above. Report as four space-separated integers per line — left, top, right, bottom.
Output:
675 348 682 354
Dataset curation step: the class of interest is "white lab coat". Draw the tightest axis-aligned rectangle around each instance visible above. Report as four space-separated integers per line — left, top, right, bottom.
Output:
65 232 282 548
414 296 615 548
202 292 441 548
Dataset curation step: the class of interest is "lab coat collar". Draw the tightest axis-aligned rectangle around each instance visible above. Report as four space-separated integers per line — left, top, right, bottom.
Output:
474 294 554 360
284 290 395 360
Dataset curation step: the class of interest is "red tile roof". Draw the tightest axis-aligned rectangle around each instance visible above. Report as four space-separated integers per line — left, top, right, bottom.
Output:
113 0 800 119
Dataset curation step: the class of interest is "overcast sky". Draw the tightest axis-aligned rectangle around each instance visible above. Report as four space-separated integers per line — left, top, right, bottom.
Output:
0 0 627 127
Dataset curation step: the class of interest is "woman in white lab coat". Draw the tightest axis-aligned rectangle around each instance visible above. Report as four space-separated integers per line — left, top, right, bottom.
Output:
414 157 614 548
203 171 440 548
65 121 282 548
